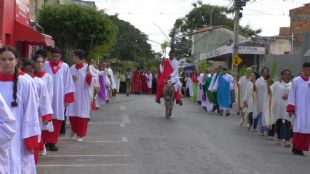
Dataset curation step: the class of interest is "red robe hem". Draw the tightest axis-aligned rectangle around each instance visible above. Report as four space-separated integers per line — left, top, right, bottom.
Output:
42 119 62 144
65 92 74 103
293 132 310 151
69 117 89 137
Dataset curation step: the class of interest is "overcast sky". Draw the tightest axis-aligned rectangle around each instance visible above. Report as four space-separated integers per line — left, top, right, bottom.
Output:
93 0 309 52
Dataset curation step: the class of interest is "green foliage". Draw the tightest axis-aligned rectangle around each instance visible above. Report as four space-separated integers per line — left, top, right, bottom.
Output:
38 4 117 61
270 60 280 82
238 66 247 76
197 60 212 73
108 15 154 62
170 3 261 58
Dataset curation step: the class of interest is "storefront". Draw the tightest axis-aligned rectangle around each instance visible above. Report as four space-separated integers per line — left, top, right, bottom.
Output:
0 0 54 58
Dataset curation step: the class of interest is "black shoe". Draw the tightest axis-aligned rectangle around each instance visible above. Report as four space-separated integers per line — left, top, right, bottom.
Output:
49 144 58 151
155 99 161 104
176 100 183 106
226 112 230 116
45 143 51 150
292 148 304 156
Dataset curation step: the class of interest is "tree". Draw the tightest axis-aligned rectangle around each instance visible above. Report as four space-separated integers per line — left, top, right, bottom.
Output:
170 3 261 58
38 4 117 62
108 15 154 62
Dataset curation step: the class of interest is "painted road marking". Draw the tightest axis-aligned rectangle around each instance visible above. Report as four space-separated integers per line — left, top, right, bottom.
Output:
41 154 131 158
122 114 130 124
58 137 128 143
37 163 132 167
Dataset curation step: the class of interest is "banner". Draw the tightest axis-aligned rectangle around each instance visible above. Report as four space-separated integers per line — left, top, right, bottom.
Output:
16 0 30 26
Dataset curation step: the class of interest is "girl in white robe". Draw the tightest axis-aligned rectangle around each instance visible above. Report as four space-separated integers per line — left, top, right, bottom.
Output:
34 55 54 156
0 93 16 174
0 46 41 174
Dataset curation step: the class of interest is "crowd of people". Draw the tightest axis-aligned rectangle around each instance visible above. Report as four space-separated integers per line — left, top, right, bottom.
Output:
186 64 310 156
0 46 125 174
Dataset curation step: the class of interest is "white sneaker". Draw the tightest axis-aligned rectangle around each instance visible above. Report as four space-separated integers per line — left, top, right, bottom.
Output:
41 146 47 156
76 137 83 142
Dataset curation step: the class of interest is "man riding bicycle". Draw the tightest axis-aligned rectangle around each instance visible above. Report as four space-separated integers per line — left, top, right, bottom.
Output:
155 49 183 106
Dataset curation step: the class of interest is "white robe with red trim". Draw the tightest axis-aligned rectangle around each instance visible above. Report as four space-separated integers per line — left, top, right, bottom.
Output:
38 73 54 131
146 73 153 89
43 62 76 120
32 77 53 132
0 76 40 174
67 64 93 118
288 76 310 133
0 93 16 174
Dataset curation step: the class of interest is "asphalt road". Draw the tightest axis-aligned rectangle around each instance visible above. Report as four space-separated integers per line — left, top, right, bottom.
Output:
37 94 310 174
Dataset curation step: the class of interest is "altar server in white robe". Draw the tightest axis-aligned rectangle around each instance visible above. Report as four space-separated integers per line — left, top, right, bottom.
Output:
146 71 153 94
23 59 53 163
33 54 54 156
0 46 41 174
0 93 16 174
43 48 76 151
287 62 310 156
67 49 94 142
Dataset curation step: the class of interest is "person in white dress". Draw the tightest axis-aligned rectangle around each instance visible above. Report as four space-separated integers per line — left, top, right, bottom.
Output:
146 71 153 94
67 50 94 142
0 93 16 174
238 68 252 125
0 46 41 174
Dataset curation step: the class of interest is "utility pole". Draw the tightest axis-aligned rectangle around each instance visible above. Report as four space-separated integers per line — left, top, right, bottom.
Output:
232 0 248 71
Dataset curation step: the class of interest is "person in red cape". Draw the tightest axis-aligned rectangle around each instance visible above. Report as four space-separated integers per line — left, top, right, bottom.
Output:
132 68 142 94
155 49 183 105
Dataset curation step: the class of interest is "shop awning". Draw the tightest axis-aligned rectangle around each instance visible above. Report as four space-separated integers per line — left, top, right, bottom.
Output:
14 22 55 47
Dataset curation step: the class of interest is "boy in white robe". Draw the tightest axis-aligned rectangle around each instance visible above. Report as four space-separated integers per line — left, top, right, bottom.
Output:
23 60 53 163
43 48 76 151
287 62 310 156
0 93 16 174
67 50 93 142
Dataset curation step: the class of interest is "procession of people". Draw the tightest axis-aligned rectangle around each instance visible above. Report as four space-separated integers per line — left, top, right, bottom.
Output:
190 63 310 156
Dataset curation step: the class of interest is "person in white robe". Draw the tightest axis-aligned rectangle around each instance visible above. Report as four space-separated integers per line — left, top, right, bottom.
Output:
198 72 205 104
146 71 153 94
23 59 53 163
287 62 310 156
255 67 270 136
0 93 16 174
243 72 259 131
0 46 41 174
186 74 193 98
33 54 54 156
106 63 116 94
238 68 252 125
43 48 76 151
208 66 221 113
67 50 94 142
270 69 292 147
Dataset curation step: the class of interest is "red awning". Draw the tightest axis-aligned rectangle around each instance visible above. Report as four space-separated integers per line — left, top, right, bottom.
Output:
14 22 55 47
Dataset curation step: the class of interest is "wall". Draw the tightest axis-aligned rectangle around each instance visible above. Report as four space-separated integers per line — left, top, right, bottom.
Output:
192 27 248 60
262 54 304 77
0 0 16 46
289 4 310 34
269 39 292 55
